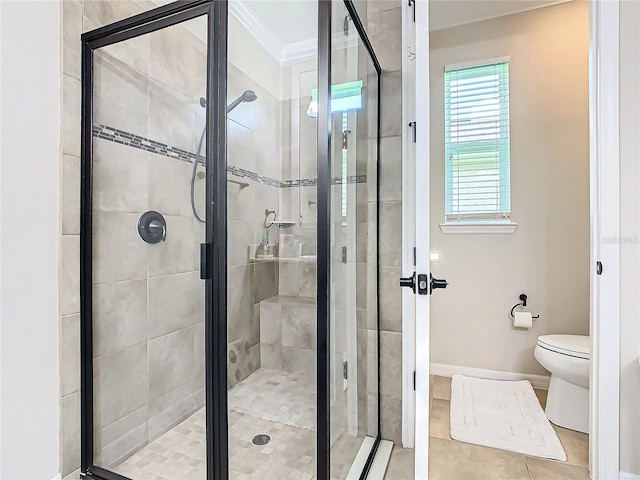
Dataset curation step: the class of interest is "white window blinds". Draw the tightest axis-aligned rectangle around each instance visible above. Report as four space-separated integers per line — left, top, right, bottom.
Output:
445 61 511 222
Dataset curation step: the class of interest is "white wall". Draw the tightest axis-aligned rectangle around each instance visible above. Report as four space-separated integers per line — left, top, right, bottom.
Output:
429 1 590 375
0 1 61 478
619 0 640 475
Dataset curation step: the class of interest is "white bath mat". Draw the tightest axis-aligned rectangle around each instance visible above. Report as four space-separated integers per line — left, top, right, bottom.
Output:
450 375 566 461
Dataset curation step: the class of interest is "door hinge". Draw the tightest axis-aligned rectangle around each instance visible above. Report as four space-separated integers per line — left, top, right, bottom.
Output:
344 14 350 36
408 0 416 22
413 370 416 391
342 246 348 264
343 361 348 380
409 121 417 143
413 246 416 267
596 261 603 275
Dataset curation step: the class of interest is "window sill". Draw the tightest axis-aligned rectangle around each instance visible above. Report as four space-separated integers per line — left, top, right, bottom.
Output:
439 223 518 234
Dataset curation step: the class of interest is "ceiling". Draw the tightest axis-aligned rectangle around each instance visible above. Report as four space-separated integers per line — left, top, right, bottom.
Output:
429 0 572 31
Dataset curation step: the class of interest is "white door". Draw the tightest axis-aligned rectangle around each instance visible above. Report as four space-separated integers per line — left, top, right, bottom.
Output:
400 1 447 478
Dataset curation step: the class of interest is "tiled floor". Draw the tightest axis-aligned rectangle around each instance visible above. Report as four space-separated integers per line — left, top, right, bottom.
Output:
384 376 590 480
114 368 365 479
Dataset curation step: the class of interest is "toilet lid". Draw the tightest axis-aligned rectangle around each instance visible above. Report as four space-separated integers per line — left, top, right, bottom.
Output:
537 334 590 359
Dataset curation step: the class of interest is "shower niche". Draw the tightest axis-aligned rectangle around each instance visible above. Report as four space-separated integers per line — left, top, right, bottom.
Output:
80 1 380 479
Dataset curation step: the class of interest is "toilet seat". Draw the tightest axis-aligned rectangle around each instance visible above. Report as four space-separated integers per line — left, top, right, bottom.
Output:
537 334 590 360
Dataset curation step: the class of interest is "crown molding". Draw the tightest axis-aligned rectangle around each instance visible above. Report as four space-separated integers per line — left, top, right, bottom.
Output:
230 0 357 66
229 0 283 62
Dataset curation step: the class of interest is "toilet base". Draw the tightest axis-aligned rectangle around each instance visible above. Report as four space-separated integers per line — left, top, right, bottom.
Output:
545 375 589 434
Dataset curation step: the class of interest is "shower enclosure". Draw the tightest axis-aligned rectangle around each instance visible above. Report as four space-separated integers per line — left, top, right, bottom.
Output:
79 1 381 479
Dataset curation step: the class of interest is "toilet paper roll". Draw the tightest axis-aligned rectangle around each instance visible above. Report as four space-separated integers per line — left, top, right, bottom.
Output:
514 311 533 328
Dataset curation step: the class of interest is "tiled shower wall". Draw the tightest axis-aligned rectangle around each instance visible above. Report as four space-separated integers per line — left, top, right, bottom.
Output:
367 1 404 446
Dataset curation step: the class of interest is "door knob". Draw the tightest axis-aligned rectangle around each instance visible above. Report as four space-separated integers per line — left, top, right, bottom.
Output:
430 273 448 294
399 272 416 293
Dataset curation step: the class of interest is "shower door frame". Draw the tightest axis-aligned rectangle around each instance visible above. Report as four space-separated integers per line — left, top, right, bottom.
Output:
79 1 382 479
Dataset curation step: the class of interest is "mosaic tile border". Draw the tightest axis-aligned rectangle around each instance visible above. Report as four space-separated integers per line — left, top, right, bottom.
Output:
93 124 367 187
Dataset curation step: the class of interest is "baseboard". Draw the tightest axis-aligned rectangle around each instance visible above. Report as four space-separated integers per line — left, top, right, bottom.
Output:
430 363 551 390
620 472 640 480
51 474 62 480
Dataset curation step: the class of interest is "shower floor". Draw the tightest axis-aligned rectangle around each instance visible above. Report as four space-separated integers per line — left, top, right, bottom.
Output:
114 368 363 479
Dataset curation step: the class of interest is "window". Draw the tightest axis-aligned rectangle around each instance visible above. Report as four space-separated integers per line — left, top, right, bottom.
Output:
444 60 511 223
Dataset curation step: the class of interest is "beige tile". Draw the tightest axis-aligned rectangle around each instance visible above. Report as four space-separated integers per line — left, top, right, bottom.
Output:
94 52 149 138
368 0 402 15
148 272 203 338
60 235 80 316
93 138 149 213
148 154 193 217
148 80 197 152
381 394 403 445
149 22 205 99
99 29 150 77
433 376 452 401
94 406 148 468
93 279 147 357
379 202 402 267
429 437 529 480
228 118 257 173
62 74 81 157
380 136 402 202
281 346 316 378
260 343 283 370
380 71 402 137
525 456 590 480
63 469 80 480
298 262 317 298
60 314 80 397
430 399 451 440
379 266 402 332
259 301 281 346
380 331 402 398
62 1 82 79
553 425 589 467
84 0 144 28
93 211 147 284
368 7 403 72
534 388 548 409
62 155 80 235
147 215 198 276
148 328 195 399
94 342 148 429
61 392 81 477
385 446 415 480
253 260 279 303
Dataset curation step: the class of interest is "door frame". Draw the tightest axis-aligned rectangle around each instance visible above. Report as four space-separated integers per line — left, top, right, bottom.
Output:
401 1 621 478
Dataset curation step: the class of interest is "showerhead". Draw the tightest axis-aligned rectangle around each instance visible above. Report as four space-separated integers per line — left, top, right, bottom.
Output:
199 90 258 113
226 90 258 113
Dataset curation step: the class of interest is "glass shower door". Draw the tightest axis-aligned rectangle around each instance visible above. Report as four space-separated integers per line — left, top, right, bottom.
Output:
81 3 217 478
329 1 381 477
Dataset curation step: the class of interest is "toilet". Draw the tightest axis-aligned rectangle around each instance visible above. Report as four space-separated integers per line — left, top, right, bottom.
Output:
534 334 590 434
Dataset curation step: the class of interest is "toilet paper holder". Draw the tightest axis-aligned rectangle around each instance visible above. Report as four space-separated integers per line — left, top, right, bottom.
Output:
510 293 540 319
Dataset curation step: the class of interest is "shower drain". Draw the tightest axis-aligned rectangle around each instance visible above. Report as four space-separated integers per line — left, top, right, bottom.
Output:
251 434 271 446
